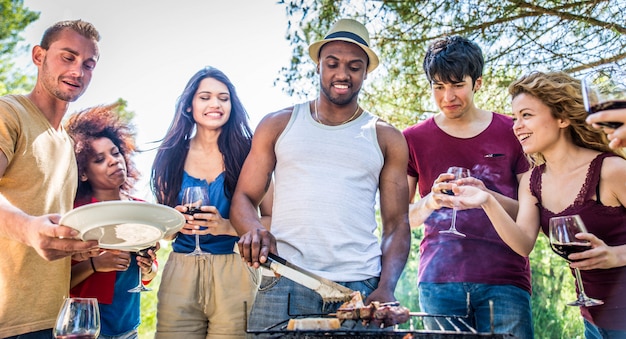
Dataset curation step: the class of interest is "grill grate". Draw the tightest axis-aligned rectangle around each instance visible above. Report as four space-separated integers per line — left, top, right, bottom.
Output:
246 295 517 338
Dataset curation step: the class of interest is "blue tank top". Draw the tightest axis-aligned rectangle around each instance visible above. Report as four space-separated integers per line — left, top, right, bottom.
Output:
171 171 238 254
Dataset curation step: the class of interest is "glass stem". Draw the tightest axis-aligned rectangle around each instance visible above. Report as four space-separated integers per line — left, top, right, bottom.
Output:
138 262 142 286
195 234 201 250
450 208 458 230
573 267 588 297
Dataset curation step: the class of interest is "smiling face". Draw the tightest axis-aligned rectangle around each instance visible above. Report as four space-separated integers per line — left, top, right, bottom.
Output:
36 29 99 102
431 75 481 119
318 40 368 106
191 77 231 130
81 137 127 191
512 92 569 154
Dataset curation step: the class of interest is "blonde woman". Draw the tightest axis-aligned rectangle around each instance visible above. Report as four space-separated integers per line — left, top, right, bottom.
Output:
449 71 626 338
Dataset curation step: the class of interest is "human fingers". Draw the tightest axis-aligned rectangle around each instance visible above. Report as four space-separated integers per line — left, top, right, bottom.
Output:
238 233 254 266
71 248 101 261
585 108 626 126
456 177 486 190
257 230 276 267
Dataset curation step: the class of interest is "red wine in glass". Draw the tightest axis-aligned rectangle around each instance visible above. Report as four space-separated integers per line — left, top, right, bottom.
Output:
440 167 470 237
582 66 626 129
550 241 592 262
549 215 603 307
587 100 626 129
182 186 210 255
128 245 156 293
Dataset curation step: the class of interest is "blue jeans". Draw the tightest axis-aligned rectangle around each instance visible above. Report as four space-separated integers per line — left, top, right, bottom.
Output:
419 282 533 339
5 329 52 339
585 319 626 339
247 274 379 334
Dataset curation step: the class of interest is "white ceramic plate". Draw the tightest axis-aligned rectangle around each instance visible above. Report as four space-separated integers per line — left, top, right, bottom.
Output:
60 201 185 251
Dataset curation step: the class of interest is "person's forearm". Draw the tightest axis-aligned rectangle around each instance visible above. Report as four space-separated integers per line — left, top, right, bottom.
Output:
481 194 534 256
408 194 435 228
488 189 519 220
70 259 95 288
378 224 411 295
231 196 265 235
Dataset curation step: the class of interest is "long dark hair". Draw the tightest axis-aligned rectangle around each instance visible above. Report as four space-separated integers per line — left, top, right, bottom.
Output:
150 66 253 207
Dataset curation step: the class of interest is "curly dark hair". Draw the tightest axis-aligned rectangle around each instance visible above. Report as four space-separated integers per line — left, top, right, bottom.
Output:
509 71 626 166
65 104 140 201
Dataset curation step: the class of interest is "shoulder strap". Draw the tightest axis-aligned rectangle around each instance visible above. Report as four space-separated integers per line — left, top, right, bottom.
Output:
529 164 545 204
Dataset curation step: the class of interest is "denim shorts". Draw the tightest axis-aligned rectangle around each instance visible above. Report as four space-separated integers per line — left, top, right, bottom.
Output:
419 282 533 339
585 319 626 339
247 273 379 334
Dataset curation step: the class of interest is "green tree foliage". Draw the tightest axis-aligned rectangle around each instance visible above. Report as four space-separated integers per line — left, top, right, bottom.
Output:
277 0 626 126
0 0 39 95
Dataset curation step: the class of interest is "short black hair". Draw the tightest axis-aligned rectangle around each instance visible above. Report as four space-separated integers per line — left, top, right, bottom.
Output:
423 36 484 86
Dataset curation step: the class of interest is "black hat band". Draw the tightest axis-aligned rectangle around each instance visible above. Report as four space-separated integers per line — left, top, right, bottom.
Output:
325 31 369 47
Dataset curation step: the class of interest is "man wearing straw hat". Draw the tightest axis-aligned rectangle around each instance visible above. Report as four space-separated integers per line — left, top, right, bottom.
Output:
232 18 411 331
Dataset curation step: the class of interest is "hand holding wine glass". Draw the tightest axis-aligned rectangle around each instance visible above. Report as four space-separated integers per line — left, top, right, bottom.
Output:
127 245 157 293
182 186 210 256
53 297 100 339
582 65 626 129
549 215 604 307
440 166 471 237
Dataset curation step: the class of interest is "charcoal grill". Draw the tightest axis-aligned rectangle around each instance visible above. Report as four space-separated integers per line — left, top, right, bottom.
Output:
245 295 517 338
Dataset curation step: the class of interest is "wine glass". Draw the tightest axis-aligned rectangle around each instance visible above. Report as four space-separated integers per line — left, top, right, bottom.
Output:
53 297 100 339
581 65 626 129
549 215 604 307
440 166 471 237
127 245 157 293
182 186 210 256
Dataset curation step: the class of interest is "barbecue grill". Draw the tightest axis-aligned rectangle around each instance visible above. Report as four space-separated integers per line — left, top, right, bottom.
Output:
245 296 517 338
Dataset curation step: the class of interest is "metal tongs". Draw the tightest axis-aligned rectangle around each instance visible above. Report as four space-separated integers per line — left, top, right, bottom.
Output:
261 253 354 303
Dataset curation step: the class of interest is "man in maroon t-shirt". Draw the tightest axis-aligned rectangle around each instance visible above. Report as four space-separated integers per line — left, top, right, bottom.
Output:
402 36 532 339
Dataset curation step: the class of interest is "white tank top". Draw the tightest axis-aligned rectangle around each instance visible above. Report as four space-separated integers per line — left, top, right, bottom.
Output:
272 102 384 281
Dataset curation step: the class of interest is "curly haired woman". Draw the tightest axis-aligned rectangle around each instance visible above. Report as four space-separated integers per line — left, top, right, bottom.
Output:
66 104 158 339
449 72 626 338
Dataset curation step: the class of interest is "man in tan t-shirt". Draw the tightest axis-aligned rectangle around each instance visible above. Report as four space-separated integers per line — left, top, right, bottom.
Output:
0 20 101 338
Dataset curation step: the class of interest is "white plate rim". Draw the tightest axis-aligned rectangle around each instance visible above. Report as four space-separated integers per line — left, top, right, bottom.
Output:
60 200 185 251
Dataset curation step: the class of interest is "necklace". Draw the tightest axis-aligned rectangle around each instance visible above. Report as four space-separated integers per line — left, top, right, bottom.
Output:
314 100 361 125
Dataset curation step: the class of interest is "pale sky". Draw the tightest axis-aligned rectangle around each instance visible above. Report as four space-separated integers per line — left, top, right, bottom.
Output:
18 0 297 200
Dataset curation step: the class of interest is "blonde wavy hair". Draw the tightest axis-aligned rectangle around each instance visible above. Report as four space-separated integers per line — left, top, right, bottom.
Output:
508 71 625 167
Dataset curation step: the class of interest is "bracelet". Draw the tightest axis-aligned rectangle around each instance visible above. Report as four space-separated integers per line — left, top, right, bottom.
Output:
90 257 97 273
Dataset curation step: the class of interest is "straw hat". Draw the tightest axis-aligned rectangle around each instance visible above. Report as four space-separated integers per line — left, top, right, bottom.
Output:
308 18 379 73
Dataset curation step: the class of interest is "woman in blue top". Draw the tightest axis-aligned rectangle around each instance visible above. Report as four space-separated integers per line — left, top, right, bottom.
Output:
151 67 272 339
